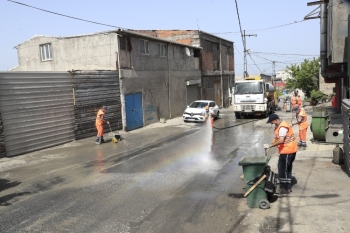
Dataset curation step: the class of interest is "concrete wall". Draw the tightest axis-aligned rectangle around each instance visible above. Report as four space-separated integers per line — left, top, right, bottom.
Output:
129 30 235 107
13 33 118 71
319 72 335 95
119 36 201 128
329 0 350 63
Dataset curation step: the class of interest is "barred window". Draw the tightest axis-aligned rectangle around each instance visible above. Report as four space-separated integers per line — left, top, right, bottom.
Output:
40 43 52 61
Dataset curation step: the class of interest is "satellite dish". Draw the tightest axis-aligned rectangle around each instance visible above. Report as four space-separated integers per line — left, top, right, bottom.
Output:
185 47 191 57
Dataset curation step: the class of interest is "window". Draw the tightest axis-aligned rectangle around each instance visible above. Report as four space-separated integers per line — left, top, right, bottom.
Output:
139 39 149 55
158 43 167 57
40 43 52 61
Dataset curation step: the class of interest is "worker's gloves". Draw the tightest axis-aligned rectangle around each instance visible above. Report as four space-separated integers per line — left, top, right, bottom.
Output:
263 144 270 149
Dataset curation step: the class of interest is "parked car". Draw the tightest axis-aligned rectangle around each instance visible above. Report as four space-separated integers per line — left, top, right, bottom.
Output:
183 100 219 122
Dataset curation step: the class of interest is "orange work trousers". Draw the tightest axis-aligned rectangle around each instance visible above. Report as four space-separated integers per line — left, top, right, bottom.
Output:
299 128 307 142
96 124 104 137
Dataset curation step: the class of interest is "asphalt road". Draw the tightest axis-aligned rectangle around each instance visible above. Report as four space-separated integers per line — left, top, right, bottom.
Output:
0 109 273 233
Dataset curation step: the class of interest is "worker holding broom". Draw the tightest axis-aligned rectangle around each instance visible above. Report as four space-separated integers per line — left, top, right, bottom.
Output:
95 105 109 145
292 105 309 147
266 113 298 194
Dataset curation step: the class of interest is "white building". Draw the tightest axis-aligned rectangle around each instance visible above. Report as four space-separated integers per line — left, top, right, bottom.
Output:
275 69 292 82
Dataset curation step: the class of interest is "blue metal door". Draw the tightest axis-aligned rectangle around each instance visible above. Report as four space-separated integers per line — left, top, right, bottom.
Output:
125 93 143 131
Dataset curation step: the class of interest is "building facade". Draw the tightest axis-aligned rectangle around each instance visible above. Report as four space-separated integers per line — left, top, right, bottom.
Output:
12 30 202 131
275 69 292 82
129 30 235 108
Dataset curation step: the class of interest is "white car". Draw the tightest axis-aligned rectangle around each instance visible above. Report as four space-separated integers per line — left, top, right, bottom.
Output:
183 100 219 122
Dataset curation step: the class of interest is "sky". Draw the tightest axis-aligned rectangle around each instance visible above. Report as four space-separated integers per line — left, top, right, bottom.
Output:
0 0 321 76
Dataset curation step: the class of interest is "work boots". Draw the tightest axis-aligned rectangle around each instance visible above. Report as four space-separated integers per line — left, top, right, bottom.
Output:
95 137 101 145
95 137 105 144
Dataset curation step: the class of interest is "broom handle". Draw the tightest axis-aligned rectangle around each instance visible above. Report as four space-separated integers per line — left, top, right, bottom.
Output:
244 174 267 197
107 122 113 132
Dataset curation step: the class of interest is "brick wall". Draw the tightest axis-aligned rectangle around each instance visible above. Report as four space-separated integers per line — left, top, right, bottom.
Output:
228 55 234 71
201 50 214 71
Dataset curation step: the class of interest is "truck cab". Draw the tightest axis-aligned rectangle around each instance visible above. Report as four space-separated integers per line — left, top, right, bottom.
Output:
233 79 275 118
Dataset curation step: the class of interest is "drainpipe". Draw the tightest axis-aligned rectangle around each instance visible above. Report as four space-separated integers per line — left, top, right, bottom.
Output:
116 33 126 131
219 39 223 108
167 43 171 119
320 2 346 78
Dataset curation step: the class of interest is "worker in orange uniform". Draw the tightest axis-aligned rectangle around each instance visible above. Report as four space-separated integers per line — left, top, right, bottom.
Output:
331 94 336 108
204 105 214 128
95 106 109 145
291 94 297 110
266 113 298 194
297 95 302 107
292 105 309 147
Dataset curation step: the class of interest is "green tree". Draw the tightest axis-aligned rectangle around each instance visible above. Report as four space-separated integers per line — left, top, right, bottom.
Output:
285 58 319 97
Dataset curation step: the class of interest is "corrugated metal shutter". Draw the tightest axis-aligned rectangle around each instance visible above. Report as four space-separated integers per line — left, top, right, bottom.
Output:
70 71 122 139
0 112 5 158
0 72 75 157
342 99 350 176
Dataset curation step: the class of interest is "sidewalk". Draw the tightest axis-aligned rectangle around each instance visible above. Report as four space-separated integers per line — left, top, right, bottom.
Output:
238 105 350 233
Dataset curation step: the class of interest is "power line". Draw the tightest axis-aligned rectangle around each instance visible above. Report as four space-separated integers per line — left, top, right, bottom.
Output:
211 20 306 35
247 52 262 73
249 51 318 57
234 45 258 74
7 0 124 29
250 53 314 66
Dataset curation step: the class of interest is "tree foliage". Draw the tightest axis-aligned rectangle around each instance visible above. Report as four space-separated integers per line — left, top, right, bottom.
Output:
285 58 320 98
310 90 327 105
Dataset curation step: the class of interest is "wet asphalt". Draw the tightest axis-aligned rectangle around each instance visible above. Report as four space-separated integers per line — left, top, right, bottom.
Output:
0 108 275 233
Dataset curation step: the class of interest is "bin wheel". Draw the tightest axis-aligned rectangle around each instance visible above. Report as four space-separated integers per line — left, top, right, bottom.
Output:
259 198 270 209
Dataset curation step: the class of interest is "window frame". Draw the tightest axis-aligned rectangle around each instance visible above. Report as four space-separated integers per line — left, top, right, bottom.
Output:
158 43 167 57
40 43 52 61
139 39 149 55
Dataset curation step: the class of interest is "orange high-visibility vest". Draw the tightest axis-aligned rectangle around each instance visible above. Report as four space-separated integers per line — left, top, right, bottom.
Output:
95 109 105 126
297 97 302 107
274 120 298 154
296 108 308 130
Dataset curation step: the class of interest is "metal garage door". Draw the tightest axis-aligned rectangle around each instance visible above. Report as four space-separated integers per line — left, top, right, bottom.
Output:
125 93 143 131
186 85 199 105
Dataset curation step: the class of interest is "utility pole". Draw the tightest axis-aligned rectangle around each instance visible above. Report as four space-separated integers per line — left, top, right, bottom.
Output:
272 61 277 90
243 30 257 78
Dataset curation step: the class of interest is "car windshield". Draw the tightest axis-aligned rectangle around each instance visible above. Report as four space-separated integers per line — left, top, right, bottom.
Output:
235 82 263 94
189 102 208 108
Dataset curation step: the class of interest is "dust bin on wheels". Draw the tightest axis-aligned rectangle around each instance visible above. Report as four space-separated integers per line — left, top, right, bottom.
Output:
238 155 271 209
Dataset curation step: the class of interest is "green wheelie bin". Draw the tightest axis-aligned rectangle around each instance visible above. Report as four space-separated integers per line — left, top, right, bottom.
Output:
238 155 271 209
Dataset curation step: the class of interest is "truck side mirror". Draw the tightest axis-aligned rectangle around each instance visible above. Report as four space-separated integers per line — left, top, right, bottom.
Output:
265 84 269 91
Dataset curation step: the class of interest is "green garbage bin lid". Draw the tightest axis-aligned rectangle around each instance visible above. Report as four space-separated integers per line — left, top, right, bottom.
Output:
238 155 270 166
